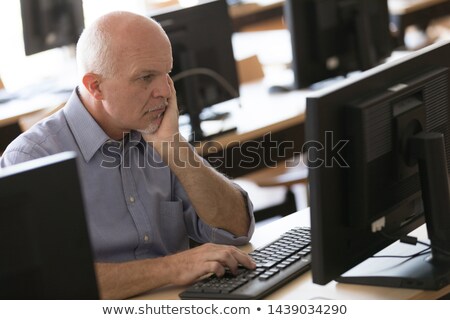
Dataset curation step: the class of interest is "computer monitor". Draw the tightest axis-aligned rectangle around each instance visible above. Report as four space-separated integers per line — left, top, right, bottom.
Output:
0 152 98 299
20 0 85 56
151 0 240 140
284 0 393 89
306 40 450 289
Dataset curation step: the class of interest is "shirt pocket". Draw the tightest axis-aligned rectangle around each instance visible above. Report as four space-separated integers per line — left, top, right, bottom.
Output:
160 200 189 254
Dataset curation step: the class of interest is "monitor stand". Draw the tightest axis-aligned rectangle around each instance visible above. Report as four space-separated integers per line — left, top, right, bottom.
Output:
185 110 237 143
337 240 450 290
338 132 450 290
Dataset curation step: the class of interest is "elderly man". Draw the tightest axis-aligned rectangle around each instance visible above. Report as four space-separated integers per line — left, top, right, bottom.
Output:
0 11 255 299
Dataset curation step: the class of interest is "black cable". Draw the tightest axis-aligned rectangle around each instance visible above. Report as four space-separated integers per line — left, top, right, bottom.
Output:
371 247 431 259
421 240 450 257
378 229 450 258
172 67 240 101
172 68 241 137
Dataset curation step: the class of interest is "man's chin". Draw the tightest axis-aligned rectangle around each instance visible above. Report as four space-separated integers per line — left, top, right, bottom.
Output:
137 125 159 136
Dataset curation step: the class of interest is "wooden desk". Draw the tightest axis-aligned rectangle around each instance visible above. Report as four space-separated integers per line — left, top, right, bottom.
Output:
132 208 450 300
228 0 284 31
229 0 450 46
0 92 69 128
389 0 450 46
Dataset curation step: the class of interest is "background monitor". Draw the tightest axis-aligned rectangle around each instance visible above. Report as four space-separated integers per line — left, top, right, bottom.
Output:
151 0 240 141
0 152 98 299
20 0 85 56
284 0 393 89
306 40 450 289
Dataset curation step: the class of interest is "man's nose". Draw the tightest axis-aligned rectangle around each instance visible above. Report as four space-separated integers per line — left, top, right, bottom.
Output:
152 75 171 98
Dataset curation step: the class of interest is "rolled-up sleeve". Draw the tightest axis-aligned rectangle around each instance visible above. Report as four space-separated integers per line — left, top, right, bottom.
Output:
177 177 255 246
209 182 255 245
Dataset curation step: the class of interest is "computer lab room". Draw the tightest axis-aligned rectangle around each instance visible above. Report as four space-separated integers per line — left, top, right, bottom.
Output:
1 0 450 301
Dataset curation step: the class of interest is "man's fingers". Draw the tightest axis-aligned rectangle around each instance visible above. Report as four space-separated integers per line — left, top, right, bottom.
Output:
168 244 256 285
206 245 256 274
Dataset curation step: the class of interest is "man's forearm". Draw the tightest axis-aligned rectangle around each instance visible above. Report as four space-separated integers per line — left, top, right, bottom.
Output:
95 257 172 299
152 133 250 236
95 243 257 299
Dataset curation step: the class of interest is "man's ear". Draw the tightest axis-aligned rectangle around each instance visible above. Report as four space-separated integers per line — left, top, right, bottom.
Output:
82 73 103 100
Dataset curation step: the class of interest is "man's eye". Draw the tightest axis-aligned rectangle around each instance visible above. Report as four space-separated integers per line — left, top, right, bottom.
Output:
141 75 153 82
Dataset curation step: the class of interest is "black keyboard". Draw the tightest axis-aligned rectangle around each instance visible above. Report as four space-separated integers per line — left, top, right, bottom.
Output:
179 227 311 299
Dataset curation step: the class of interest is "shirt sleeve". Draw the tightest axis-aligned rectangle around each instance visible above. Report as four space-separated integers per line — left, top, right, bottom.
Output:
1 147 38 168
175 172 255 246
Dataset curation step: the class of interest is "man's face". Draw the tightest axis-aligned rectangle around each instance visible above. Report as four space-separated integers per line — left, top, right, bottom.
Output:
98 34 173 138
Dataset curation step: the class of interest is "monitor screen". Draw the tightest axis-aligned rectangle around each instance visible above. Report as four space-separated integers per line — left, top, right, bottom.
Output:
20 0 85 56
0 152 98 299
151 0 240 140
284 0 393 89
306 40 450 289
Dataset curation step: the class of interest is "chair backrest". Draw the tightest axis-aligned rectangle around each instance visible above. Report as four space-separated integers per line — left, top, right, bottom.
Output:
236 55 264 84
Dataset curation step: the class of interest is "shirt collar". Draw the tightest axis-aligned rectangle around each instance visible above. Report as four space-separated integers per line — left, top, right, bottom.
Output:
63 89 109 162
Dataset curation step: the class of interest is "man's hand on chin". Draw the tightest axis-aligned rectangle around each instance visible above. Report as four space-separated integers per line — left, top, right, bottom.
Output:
142 76 180 144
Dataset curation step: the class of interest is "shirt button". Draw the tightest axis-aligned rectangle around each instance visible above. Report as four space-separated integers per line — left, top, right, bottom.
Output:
129 196 135 203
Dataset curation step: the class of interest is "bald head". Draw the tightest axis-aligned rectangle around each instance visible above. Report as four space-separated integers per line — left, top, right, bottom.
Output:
76 11 170 79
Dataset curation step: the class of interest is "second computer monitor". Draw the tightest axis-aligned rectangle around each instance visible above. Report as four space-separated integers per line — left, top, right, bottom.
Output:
284 0 393 89
152 0 240 140
306 40 450 290
20 0 85 56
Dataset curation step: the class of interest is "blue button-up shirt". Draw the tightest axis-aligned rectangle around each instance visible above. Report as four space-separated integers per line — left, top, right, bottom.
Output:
0 90 255 262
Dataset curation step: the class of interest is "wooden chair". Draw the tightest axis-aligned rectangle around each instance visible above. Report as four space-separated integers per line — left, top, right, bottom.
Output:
234 155 309 222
